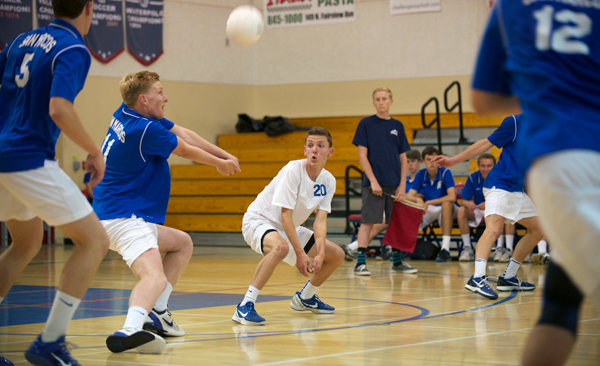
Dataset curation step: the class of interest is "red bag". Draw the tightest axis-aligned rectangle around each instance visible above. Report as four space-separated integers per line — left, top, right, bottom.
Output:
383 200 424 253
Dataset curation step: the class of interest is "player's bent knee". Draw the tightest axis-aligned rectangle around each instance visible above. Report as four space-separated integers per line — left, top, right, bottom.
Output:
537 262 583 335
272 242 289 260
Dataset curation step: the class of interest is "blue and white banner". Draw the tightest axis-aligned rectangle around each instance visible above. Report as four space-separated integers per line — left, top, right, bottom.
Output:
36 0 53 27
0 0 33 49
125 0 163 65
264 0 355 29
390 0 441 15
85 0 124 63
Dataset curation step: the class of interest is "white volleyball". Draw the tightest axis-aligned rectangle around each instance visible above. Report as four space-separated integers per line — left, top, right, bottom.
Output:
226 6 264 47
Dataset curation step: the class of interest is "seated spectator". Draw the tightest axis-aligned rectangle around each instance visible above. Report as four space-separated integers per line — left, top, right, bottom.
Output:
407 146 457 262
458 153 496 261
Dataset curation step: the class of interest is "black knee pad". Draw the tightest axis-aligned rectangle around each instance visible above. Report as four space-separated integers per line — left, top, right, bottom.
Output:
537 262 584 335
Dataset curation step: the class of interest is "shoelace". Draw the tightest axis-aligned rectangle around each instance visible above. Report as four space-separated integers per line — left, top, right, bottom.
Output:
54 341 79 365
479 276 494 289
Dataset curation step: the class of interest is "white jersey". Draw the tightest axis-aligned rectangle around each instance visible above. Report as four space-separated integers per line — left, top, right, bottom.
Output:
247 159 336 230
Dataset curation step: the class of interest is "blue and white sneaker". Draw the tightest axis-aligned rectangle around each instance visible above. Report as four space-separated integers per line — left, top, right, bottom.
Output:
0 356 14 365
144 308 185 337
290 292 335 314
24 335 80 366
106 328 166 354
465 276 498 300
232 302 266 326
497 276 536 291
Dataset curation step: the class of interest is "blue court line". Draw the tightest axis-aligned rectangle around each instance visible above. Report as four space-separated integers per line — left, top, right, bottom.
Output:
0 291 518 353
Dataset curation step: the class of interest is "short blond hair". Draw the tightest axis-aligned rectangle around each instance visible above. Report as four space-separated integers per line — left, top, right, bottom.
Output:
372 86 392 100
119 71 160 108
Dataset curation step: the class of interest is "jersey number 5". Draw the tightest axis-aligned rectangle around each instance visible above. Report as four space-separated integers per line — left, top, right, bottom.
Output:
15 53 35 88
313 184 327 197
534 6 592 55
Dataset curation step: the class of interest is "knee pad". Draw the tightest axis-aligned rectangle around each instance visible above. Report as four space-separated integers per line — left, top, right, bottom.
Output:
537 262 584 335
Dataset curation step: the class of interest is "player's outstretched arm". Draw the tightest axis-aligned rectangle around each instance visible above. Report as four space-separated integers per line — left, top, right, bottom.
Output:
281 208 311 277
432 139 494 168
472 89 521 116
170 125 240 170
49 97 105 186
311 209 328 274
172 137 240 176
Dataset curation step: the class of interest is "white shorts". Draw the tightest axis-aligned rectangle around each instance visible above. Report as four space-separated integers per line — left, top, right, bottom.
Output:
101 216 159 267
468 208 485 228
419 204 458 231
242 212 314 266
0 160 92 226
528 150 600 309
483 188 537 225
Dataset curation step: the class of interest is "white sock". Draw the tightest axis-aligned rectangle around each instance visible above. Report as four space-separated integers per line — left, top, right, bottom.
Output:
461 234 471 249
442 236 451 252
300 281 319 300
41 291 81 343
154 282 172 312
123 306 148 330
474 259 487 278
537 240 547 254
503 258 521 279
497 235 505 248
347 241 359 251
241 286 260 306
505 235 515 251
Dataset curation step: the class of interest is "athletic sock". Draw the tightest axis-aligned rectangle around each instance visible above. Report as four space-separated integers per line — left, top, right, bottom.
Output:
356 247 367 266
497 235 505 248
154 282 173 312
474 259 487 278
392 250 402 266
461 234 471 249
537 240 548 254
241 286 260 306
503 258 522 279
506 235 515 251
122 306 148 330
41 291 82 343
299 281 319 300
347 241 359 251
442 236 451 252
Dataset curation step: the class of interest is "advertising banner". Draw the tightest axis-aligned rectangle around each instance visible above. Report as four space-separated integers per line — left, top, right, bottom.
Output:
264 0 355 29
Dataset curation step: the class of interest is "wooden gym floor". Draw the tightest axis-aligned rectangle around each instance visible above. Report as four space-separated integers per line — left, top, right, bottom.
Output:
1 243 599 365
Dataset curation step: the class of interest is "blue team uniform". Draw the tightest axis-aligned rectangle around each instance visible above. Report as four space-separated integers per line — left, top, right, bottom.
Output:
406 176 415 193
0 19 91 172
473 1 600 172
461 170 485 205
484 115 523 192
352 115 410 188
411 167 455 205
92 103 178 225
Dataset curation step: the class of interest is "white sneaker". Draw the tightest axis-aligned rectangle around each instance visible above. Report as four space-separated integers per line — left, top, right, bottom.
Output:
459 246 474 261
494 247 510 262
531 252 550 265
144 308 185 337
498 248 512 262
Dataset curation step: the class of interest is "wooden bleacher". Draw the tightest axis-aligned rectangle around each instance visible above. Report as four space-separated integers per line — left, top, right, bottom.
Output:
165 113 504 233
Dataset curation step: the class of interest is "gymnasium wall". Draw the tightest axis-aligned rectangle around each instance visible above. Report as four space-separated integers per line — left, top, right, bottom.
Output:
60 0 491 184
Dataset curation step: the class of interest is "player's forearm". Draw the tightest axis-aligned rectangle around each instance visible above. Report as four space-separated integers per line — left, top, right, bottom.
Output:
173 137 228 170
358 154 378 185
399 153 407 187
313 213 328 256
448 139 493 166
281 210 304 254
472 89 522 116
49 97 101 157
178 127 237 160
427 194 456 206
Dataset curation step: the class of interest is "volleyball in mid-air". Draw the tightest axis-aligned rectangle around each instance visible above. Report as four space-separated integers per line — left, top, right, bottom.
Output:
226 6 264 47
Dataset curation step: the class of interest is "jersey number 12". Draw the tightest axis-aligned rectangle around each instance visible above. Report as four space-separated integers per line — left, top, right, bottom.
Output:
534 5 592 55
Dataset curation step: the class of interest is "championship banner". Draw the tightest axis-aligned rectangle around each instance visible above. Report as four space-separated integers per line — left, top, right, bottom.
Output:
264 0 355 29
0 0 32 49
36 0 53 27
125 0 163 66
390 0 441 15
84 0 124 63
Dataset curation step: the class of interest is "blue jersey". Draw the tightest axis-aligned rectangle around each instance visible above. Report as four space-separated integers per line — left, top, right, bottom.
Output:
406 176 415 193
461 170 485 205
352 115 410 188
411 167 455 205
0 19 91 172
484 115 523 192
473 1 600 172
92 103 178 224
